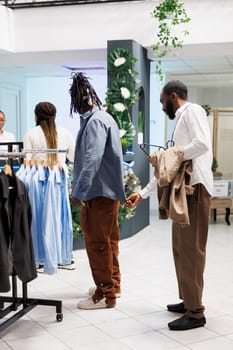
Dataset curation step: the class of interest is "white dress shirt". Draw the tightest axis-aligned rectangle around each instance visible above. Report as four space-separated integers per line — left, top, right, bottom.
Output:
174 103 213 196
23 125 75 164
140 175 157 199
139 102 213 198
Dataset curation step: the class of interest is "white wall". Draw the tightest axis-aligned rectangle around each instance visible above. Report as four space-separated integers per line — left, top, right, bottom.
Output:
199 87 233 109
0 72 27 141
1 0 233 54
26 72 107 140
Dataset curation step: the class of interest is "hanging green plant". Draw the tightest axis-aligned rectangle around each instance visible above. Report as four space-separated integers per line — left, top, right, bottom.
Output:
151 0 191 80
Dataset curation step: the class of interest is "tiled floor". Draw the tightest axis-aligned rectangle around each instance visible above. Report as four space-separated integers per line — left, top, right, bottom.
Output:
1 214 233 349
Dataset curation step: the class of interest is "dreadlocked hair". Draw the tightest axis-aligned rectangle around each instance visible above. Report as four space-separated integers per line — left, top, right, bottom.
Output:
35 102 58 168
69 72 102 115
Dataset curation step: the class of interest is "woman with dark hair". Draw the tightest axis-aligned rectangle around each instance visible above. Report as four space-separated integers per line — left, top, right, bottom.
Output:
23 101 74 166
22 101 75 272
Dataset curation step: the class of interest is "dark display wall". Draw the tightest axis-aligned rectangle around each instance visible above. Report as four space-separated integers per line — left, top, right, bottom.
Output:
107 39 150 239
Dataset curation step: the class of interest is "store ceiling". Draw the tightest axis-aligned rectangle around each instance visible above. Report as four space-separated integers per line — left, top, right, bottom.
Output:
0 42 233 87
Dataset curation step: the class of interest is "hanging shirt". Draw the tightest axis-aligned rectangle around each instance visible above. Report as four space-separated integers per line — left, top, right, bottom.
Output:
16 165 73 275
28 165 46 267
42 167 62 275
60 167 73 265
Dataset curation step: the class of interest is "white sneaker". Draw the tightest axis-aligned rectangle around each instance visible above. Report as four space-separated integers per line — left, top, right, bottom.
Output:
58 260 76 270
88 286 121 298
36 264 44 273
77 297 115 310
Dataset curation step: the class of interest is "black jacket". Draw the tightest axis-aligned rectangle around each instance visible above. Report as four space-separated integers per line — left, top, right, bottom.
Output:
0 171 37 292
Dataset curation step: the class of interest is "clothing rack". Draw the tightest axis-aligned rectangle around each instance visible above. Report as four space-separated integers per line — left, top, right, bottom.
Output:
0 148 67 159
0 143 64 333
22 148 68 153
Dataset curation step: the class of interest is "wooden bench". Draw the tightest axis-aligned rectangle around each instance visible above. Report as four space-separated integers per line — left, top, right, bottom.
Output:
211 198 232 225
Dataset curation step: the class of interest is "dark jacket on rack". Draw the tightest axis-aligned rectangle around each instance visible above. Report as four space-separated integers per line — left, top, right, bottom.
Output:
0 171 37 292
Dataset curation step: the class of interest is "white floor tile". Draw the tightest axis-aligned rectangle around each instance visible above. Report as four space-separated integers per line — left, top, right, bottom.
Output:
0 340 11 350
159 326 219 345
55 324 112 348
95 318 153 338
120 331 181 349
70 340 131 350
36 309 89 332
5 334 71 350
188 336 233 350
1 318 47 341
76 306 128 324
205 315 233 335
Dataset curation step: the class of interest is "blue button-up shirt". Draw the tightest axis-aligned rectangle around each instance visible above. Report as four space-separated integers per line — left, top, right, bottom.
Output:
72 108 125 202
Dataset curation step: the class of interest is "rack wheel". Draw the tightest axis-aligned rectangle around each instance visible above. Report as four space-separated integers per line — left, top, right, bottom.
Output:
56 313 63 322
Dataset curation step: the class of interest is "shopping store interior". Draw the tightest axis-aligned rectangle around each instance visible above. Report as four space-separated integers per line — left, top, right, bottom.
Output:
0 0 233 349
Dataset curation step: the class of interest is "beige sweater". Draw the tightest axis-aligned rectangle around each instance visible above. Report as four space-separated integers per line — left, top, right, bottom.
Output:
150 147 194 225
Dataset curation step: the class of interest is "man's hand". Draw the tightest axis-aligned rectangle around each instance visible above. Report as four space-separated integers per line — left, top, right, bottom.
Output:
125 193 142 208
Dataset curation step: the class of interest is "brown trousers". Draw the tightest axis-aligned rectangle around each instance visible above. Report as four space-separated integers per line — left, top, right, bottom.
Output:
172 184 211 318
80 197 120 306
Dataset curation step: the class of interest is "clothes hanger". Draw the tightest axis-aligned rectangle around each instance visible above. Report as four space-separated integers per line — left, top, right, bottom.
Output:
139 140 175 157
4 164 13 177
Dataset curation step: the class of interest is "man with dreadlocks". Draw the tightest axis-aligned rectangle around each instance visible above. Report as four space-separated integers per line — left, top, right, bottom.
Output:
70 72 125 309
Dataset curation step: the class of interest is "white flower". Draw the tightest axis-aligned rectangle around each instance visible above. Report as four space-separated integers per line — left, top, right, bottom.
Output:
113 102 126 112
120 87 131 99
119 129 126 138
114 57 126 67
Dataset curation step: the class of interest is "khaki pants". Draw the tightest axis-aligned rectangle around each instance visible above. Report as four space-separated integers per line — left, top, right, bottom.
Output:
172 184 211 318
80 197 120 307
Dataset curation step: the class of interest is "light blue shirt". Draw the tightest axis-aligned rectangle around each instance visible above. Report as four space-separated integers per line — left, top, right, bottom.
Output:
43 167 62 275
17 165 73 274
72 108 125 202
28 165 46 267
60 167 73 265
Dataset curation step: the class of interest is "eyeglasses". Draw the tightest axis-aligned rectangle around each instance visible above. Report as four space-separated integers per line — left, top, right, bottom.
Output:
139 140 175 157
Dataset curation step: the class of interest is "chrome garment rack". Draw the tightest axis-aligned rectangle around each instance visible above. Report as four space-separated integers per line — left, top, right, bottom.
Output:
0 142 63 333
0 148 67 158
